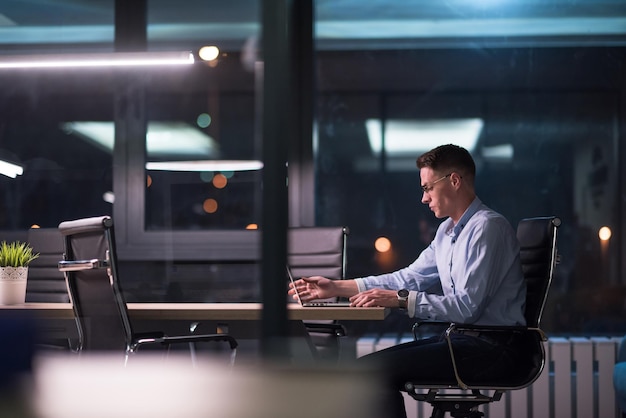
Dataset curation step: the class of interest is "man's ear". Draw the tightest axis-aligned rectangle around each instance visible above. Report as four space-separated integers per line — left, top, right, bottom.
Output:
450 172 462 187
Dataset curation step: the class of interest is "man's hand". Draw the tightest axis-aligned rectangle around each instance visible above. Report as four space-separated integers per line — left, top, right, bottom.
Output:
288 276 360 302
349 288 400 308
288 276 335 302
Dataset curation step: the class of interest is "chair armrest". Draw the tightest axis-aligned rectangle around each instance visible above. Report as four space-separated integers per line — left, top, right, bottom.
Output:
135 333 239 350
443 323 546 390
166 334 239 350
411 320 450 340
447 323 547 342
58 259 109 272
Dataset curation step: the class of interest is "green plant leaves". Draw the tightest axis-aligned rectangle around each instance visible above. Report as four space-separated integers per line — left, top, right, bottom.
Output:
0 241 39 267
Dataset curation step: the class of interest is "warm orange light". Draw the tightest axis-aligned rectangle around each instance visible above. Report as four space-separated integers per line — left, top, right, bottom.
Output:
599 226 612 241
30 225 40 229
246 224 258 230
374 236 392 253
146 174 152 188
203 198 218 214
212 173 227 189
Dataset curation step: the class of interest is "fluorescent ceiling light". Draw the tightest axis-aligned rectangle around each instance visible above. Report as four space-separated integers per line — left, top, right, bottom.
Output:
482 144 514 160
2 17 626 46
318 18 626 40
366 118 483 156
0 159 23 178
0 51 194 69
146 160 263 172
63 121 218 158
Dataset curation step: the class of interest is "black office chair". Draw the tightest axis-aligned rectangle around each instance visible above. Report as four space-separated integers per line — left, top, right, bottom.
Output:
288 226 349 362
403 216 561 418
57 215 238 365
26 227 68 303
26 227 80 351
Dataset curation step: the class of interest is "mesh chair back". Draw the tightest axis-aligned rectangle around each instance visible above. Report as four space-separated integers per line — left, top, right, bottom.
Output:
26 228 69 303
517 216 560 328
58 216 131 352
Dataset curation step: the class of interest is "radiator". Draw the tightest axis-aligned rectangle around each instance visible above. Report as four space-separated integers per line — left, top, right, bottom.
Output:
356 334 621 418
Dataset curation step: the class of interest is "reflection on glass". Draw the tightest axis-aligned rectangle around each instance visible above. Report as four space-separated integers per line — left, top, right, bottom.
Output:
314 1 625 335
144 88 259 230
0 83 114 229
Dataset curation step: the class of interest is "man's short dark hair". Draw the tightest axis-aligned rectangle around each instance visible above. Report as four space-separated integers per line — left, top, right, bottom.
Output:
416 144 476 180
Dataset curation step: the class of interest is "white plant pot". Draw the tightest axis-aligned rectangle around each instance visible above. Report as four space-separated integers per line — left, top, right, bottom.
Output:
0 266 28 305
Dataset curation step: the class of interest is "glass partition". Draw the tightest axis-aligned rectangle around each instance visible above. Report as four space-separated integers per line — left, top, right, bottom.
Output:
145 0 262 232
1 1 626 324
0 1 263 303
144 84 260 231
0 1 116 229
314 1 626 335
0 72 114 229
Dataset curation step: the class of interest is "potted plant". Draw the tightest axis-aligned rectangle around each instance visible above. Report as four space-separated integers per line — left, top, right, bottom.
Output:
0 241 39 305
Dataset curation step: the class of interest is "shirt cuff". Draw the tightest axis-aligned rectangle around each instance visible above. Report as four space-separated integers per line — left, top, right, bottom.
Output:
354 278 366 293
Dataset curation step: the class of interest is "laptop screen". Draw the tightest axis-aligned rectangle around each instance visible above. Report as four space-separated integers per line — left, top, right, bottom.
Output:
286 265 303 305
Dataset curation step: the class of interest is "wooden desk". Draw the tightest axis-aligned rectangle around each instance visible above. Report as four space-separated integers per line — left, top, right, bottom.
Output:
0 302 388 321
0 303 389 362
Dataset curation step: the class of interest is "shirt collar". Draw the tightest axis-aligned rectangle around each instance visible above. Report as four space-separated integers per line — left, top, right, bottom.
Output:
445 197 482 237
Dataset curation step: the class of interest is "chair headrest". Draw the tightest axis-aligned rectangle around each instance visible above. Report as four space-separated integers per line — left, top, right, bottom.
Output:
517 217 560 248
58 216 112 236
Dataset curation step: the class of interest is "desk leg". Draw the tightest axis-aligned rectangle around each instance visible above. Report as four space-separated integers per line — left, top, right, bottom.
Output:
287 320 319 364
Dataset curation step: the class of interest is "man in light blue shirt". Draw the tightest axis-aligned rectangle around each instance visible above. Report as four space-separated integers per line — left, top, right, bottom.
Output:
354 197 525 326
289 144 526 418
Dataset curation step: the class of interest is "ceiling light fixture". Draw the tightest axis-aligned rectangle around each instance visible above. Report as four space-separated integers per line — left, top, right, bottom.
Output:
146 160 264 172
366 118 483 156
0 159 24 178
0 51 194 69
63 121 217 158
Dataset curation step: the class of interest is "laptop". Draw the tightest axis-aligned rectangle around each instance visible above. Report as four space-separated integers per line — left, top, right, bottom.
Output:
286 265 352 307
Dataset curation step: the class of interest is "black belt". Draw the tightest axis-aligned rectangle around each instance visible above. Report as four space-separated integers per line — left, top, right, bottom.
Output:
455 330 517 346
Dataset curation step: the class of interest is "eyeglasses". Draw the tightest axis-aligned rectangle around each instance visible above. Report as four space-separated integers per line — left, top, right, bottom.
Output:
421 173 452 193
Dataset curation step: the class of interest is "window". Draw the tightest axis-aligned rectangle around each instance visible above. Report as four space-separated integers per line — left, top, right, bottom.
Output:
314 2 626 335
0 73 114 229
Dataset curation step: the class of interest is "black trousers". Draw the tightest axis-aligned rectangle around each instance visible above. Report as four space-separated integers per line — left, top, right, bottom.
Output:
358 332 525 418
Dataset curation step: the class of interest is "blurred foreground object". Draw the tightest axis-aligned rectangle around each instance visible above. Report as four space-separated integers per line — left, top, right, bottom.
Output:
0 312 37 417
34 353 383 418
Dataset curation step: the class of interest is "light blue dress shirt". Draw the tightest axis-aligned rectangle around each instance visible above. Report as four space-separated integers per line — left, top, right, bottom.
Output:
355 198 526 326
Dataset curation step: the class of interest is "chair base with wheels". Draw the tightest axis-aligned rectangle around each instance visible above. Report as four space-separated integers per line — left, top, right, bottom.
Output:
403 388 498 418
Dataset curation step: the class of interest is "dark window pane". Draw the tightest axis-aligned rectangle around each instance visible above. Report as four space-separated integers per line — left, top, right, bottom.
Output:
0 76 114 229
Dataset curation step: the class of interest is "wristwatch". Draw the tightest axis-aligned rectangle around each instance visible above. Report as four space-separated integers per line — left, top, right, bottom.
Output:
397 289 409 310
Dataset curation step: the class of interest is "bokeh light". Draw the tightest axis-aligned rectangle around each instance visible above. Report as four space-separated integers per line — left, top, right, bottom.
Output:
599 226 612 241
203 198 218 214
374 236 392 253
196 113 212 128
200 172 214 182
198 46 220 61
212 173 227 189
102 191 115 204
